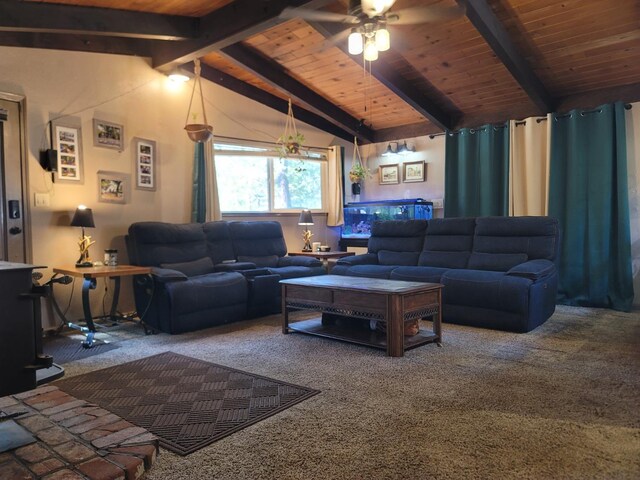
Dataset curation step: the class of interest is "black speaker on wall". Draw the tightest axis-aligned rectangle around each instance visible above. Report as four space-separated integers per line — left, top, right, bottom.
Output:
39 149 58 172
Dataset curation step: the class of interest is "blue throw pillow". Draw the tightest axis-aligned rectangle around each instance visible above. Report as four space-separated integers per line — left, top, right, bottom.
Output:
161 257 214 277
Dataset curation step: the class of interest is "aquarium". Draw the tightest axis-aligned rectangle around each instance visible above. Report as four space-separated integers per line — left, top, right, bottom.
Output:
340 198 433 248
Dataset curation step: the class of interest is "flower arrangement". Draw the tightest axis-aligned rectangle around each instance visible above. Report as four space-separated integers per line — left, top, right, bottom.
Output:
276 132 306 157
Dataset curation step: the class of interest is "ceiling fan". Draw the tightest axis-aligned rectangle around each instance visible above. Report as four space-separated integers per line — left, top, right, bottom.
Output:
280 0 465 61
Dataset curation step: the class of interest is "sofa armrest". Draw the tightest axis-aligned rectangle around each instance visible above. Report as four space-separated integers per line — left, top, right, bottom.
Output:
150 267 188 283
214 261 257 272
336 253 378 266
506 259 556 281
278 256 323 267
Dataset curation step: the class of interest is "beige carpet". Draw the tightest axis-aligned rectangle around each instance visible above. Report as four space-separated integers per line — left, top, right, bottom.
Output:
57 306 640 480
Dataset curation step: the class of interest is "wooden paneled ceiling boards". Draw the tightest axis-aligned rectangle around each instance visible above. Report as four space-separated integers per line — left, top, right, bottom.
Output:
2 0 639 142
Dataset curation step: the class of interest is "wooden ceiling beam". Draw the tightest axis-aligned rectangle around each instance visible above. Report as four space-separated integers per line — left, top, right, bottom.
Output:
457 0 555 114
220 43 375 142
309 21 458 131
373 122 443 144
0 1 196 41
188 62 355 142
0 31 154 57
152 0 332 72
555 82 640 112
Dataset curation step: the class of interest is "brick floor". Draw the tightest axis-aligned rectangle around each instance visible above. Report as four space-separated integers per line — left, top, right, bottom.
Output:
1 386 158 479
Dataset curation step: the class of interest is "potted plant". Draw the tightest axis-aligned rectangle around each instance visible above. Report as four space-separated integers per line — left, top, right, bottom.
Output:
276 132 305 157
349 162 369 183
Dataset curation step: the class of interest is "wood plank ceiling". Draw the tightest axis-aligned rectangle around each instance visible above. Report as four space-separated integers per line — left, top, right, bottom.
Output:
2 0 639 143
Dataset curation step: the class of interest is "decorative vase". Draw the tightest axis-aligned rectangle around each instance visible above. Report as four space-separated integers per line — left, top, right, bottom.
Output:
351 182 361 195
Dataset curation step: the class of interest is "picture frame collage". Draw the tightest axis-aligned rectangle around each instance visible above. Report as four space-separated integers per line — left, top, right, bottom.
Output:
51 116 158 203
379 160 426 185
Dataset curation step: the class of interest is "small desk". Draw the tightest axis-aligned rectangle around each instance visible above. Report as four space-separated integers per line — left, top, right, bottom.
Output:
52 265 151 347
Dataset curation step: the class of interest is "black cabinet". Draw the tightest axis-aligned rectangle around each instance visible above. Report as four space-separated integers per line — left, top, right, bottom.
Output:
0 262 55 396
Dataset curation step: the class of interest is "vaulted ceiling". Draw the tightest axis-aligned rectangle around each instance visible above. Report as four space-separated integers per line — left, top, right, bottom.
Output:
1 0 638 143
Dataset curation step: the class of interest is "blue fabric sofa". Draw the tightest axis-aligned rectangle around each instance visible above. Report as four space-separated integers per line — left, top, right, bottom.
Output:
126 220 325 334
332 216 560 332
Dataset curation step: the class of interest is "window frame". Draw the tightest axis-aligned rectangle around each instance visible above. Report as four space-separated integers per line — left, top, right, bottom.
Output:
213 142 328 214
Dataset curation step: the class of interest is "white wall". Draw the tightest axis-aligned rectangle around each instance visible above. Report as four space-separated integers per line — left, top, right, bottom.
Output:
343 135 446 218
0 47 345 329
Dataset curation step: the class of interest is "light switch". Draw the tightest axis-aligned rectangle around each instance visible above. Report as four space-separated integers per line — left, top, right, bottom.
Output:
34 192 50 207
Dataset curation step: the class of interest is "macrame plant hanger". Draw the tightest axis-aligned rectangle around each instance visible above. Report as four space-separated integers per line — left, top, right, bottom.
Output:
184 59 213 143
278 99 304 156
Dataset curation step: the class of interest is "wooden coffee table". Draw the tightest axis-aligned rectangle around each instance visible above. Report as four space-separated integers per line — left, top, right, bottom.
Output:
281 275 442 357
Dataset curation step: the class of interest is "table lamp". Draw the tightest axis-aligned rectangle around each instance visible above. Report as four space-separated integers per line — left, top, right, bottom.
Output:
298 209 314 252
70 205 95 267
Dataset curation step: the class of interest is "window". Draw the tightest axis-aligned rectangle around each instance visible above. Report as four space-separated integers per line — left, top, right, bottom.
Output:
214 143 326 213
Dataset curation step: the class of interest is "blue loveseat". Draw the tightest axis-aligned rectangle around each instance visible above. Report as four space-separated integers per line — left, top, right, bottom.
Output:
332 216 560 332
126 220 325 334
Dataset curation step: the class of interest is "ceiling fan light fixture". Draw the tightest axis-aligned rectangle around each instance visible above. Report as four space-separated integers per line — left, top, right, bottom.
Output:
348 29 364 55
363 39 378 61
375 26 390 51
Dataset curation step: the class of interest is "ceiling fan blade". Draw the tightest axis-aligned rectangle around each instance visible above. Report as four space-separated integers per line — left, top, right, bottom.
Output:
386 5 465 25
361 0 397 17
279 7 359 24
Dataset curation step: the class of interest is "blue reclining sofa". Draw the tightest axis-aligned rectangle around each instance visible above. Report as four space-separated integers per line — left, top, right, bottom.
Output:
126 221 325 334
332 216 560 333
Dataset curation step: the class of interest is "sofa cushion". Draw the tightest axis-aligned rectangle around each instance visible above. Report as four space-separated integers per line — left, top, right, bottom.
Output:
418 218 476 268
161 257 214 277
441 269 532 314
390 266 447 283
203 221 236 265
164 272 247 315
229 221 288 258
467 253 528 272
378 250 419 266
268 266 326 279
128 222 208 267
238 255 279 268
340 265 397 279
368 220 427 254
418 252 469 269
473 216 559 260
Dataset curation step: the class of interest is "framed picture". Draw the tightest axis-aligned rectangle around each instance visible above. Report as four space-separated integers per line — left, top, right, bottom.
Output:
93 118 124 150
97 170 129 204
379 164 399 184
403 160 426 183
133 137 157 191
50 118 84 184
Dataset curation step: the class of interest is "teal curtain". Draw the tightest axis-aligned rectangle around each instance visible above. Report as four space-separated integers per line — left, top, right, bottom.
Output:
444 125 509 217
191 142 206 223
548 102 633 311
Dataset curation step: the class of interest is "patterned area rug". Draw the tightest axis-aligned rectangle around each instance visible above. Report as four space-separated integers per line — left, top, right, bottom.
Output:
42 335 119 364
54 352 320 455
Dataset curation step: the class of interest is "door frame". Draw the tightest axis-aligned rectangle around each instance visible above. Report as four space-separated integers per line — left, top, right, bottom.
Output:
0 91 32 263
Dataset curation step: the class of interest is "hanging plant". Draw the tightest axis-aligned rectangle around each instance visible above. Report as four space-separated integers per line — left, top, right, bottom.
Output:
277 99 306 158
349 137 371 183
184 59 213 143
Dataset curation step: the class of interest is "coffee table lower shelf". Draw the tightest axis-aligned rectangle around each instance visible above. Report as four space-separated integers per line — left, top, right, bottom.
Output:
286 317 439 352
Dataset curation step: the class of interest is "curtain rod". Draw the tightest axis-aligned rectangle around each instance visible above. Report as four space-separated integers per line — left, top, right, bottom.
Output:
429 103 633 136
215 134 331 151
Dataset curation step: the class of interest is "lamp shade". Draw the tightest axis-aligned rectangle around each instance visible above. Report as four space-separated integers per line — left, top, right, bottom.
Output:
70 205 95 228
298 209 314 226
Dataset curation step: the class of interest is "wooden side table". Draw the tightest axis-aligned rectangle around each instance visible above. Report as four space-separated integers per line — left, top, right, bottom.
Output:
52 265 151 347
